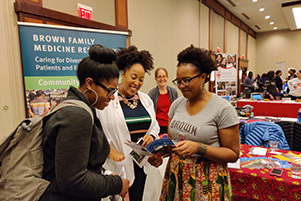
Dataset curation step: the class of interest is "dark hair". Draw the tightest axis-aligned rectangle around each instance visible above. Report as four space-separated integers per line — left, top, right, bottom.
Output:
275 70 282 75
36 90 44 97
177 45 217 82
266 70 275 80
28 92 36 101
248 71 253 77
77 44 119 86
155 67 168 78
261 73 267 78
289 68 296 73
116 45 154 73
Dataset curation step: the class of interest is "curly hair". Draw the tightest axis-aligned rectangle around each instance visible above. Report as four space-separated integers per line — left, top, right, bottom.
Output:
177 45 217 81
116 45 154 73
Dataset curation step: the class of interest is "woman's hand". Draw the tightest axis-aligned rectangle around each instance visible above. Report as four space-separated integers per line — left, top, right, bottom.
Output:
148 155 163 167
142 135 154 147
119 178 129 198
109 148 125 162
172 140 199 157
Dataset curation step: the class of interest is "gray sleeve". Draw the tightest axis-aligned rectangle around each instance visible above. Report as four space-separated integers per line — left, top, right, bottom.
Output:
168 97 184 119
217 103 239 129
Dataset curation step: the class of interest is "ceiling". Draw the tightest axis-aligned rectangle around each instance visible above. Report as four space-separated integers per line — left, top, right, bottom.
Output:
217 0 301 33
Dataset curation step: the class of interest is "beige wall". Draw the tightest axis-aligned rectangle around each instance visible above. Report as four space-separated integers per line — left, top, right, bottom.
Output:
226 21 239 55
240 30 247 58
248 35 256 74
199 4 209 50
43 0 116 26
256 29 301 77
212 12 224 53
0 0 25 138
128 0 200 93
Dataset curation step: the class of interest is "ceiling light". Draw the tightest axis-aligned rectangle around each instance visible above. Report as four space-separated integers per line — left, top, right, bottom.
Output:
273 27 277 29
293 7 301 29
265 15 270 19
252 0 258 2
270 22 274 25
259 8 264 11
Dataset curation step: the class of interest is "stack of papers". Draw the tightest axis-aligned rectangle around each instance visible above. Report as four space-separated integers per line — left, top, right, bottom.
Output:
249 147 267 156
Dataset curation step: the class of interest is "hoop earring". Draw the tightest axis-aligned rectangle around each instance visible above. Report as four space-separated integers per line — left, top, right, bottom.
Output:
83 89 98 106
200 83 205 93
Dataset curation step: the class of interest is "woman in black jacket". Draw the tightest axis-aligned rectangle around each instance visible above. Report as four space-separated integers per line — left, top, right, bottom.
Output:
40 44 129 201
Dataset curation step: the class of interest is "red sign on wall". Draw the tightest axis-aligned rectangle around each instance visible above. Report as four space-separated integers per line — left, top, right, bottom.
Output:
78 3 93 20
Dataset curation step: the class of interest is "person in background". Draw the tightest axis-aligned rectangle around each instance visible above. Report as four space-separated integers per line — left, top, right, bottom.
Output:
287 68 297 81
40 44 129 201
96 46 163 201
226 55 233 67
215 53 222 66
231 55 236 68
243 71 254 99
148 67 178 135
287 70 301 100
148 45 240 200
220 57 227 67
275 70 284 92
254 74 260 85
28 90 50 117
259 72 267 84
263 70 278 100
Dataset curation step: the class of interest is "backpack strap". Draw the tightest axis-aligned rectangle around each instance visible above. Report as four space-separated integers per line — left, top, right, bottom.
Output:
48 100 94 123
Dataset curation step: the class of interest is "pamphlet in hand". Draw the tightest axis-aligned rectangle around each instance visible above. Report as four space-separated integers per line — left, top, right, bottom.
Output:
125 137 175 166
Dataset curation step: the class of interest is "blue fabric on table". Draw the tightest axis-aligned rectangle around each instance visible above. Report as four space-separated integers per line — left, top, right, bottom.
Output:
240 121 290 150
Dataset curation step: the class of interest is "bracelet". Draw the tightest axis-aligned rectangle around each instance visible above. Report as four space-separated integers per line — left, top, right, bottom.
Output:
198 142 207 156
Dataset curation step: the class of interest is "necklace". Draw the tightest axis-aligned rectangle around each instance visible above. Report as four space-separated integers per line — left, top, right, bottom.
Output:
118 93 138 109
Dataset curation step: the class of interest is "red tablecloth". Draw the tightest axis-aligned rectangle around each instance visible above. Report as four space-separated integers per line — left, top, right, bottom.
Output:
230 144 301 201
237 100 301 118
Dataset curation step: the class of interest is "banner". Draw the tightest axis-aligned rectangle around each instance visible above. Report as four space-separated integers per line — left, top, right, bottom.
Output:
215 53 237 101
18 22 127 115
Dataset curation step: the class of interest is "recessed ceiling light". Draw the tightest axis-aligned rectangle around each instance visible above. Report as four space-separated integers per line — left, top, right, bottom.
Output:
273 27 277 30
252 0 258 2
265 15 270 19
270 22 274 25
259 8 264 12
293 7 301 29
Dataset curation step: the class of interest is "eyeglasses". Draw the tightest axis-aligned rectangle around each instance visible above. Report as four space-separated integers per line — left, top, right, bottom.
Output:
172 74 202 87
93 79 118 97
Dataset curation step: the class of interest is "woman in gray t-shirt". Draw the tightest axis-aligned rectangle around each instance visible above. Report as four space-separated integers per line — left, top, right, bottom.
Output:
149 45 240 201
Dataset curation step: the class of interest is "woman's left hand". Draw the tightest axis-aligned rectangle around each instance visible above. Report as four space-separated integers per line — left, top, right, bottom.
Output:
142 135 154 147
172 140 199 157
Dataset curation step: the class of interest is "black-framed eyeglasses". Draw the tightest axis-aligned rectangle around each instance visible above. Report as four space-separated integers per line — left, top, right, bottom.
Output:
93 79 118 97
172 74 202 87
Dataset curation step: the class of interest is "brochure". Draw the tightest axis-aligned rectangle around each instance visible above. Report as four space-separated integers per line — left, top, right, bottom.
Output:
125 137 175 166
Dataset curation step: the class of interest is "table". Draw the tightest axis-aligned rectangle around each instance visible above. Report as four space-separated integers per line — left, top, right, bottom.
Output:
237 100 301 118
230 144 301 201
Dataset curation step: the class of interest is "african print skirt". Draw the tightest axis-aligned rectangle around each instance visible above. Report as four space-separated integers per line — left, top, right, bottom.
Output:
160 153 232 201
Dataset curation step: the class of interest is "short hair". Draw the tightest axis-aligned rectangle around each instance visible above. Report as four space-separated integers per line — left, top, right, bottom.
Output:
36 90 44 97
155 67 168 78
275 70 282 75
177 45 217 82
77 44 119 86
116 45 154 73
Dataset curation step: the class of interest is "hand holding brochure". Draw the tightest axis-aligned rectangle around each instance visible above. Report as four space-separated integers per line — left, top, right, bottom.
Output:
125 138 175 157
